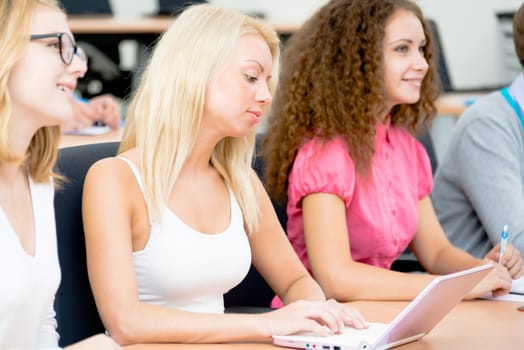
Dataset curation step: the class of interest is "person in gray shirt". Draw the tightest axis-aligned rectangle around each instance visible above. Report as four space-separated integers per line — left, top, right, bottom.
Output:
432 3 524 260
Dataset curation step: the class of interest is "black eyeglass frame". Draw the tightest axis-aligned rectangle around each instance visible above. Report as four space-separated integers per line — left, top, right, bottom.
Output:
29 32 86 65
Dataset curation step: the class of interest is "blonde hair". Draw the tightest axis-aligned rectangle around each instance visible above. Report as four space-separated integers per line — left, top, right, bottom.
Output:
119 4 280 233
0 0 63 183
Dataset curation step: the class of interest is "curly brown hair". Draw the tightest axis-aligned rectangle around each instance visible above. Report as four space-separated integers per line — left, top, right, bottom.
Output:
262 0 441 202
514 3 524 68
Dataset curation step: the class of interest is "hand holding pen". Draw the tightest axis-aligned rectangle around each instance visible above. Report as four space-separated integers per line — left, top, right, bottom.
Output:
485 225 524 279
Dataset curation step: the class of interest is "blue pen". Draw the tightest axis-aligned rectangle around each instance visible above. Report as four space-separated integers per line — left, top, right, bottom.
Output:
499 225 509 264
73 92 88 104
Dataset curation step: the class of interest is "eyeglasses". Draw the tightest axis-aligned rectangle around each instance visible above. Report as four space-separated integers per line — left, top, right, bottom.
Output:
30 32 87 65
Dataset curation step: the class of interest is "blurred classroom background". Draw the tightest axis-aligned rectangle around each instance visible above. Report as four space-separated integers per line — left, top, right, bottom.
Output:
107 0 521 89
67 0 524 160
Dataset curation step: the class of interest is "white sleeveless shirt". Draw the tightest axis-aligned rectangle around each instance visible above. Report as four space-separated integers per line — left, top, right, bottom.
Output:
119 158 251 314
0 178 61 349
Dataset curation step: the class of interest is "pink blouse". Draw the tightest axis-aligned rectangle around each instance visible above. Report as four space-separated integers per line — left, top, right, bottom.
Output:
287 118 433 272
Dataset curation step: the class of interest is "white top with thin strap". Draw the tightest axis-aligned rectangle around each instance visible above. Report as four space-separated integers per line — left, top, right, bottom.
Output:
118 157 251 313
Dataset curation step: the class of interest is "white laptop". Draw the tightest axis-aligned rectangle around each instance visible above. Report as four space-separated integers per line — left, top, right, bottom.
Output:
272 264 493 350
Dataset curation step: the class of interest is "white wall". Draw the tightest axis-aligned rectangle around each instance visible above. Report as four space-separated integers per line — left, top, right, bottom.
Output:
211 0 328 26
109 0 327 24
108 0 155 18
417 0 522 90
108 0 523 90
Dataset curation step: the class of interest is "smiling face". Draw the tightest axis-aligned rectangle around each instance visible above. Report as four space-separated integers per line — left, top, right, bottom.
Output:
203 33 273 138
382 8 428 112
7 4 86 132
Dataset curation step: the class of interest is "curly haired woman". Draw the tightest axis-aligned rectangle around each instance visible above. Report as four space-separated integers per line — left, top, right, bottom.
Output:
263 0 523 304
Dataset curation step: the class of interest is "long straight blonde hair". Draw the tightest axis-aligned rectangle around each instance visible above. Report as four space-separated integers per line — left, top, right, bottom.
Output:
119 4 280 233
0 0 63 183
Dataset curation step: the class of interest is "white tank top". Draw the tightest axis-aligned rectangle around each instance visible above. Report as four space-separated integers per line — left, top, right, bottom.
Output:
0 178 60 349
118 157 251 314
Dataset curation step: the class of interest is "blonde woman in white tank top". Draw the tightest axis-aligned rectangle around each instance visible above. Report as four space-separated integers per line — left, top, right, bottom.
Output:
0 1 118 348
83 4 367 346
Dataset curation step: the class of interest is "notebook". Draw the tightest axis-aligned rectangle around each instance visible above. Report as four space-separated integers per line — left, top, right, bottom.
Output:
272 264 493 350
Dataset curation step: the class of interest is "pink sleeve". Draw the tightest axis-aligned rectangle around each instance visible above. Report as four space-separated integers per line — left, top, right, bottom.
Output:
414 140 434 200
288 137 355 206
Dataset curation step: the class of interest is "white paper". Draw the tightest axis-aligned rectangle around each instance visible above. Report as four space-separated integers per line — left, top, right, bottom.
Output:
480 276 524 301
511 276 524 295
63 125 111 135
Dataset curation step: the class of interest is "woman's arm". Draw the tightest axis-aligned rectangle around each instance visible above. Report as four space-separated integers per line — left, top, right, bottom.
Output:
65 334 120 350
248 171 366 332
411 197 512 298
302 192 434 301
410 197 480 274
454 115 524 255
83 161 365 345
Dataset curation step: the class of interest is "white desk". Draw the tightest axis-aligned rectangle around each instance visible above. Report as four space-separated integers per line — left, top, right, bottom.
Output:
60 129 122 148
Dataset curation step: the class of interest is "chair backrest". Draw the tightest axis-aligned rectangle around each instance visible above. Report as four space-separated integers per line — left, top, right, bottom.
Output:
54 142 119 347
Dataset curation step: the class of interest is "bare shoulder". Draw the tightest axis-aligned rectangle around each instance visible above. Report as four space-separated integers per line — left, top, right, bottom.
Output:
86 156 127 178
86 154 134 185
83 154 142 203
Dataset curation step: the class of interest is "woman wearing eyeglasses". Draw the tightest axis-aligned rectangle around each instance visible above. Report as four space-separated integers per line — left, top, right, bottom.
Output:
0 1 118 349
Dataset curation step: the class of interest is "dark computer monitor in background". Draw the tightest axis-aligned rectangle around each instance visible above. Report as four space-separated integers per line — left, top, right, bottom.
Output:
157 0 207 16
59 0 122 98
427 19 453 92
59 0 112 16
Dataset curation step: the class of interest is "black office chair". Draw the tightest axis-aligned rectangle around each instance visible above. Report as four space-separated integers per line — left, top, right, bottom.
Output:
223 263 274 313
54 142 119 347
